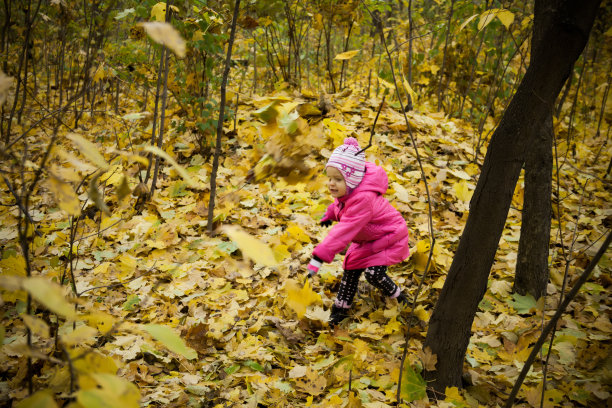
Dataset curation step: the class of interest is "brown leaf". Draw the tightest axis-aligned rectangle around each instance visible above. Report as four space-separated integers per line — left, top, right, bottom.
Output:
418 346 437 371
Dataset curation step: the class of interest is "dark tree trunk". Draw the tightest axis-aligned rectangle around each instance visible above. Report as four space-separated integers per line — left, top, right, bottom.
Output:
514 115 553 299
422 0 601 395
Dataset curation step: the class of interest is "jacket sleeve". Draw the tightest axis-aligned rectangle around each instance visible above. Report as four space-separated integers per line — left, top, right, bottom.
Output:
313 193 374 263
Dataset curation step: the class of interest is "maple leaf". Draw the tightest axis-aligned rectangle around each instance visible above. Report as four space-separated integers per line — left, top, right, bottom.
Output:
509 293 537 314
400 364 427 402
284 278 321 318
221 225 278 266
294 367 326 395
417 346 438 371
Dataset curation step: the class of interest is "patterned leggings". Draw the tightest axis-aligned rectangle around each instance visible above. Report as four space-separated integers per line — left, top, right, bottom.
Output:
335 265 401 308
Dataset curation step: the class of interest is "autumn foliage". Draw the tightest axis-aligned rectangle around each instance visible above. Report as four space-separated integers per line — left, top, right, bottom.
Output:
0 1 610 407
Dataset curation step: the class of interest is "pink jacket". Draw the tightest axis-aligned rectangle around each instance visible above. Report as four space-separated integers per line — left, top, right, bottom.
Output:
313 162 410 269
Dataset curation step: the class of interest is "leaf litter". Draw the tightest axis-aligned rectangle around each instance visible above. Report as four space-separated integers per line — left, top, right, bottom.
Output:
0 87 610 407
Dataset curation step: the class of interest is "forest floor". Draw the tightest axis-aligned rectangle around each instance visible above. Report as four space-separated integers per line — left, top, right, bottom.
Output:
1 87 611 407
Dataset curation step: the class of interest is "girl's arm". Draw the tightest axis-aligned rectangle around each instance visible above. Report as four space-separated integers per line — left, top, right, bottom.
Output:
313 193 374 263
320 201 339 223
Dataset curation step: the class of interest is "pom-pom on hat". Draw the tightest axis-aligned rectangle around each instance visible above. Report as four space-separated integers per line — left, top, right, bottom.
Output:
326 137 365 189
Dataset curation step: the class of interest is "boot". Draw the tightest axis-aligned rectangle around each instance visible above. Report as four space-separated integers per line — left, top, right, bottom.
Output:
329 305 349 328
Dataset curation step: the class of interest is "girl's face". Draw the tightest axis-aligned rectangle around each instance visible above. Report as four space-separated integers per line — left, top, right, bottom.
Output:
326 166 347 198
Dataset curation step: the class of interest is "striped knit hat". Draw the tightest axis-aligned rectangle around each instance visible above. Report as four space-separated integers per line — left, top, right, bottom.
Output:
326 137 365 189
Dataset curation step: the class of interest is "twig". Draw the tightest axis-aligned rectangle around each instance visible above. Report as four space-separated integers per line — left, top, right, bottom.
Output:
358 4 437 405
355 95 385 156
540 179 588 407
207 0 241 235
504 230 612 408
1 175 42 236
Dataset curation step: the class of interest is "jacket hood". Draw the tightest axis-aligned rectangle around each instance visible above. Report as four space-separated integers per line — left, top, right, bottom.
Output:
341 162 388 200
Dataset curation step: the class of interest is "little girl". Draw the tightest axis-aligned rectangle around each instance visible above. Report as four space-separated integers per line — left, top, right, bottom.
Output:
307 137 410 327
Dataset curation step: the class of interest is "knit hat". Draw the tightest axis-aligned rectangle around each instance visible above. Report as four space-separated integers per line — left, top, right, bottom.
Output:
326 137 365 189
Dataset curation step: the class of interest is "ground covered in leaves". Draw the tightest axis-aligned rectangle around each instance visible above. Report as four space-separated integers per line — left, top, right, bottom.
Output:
1 89 611 407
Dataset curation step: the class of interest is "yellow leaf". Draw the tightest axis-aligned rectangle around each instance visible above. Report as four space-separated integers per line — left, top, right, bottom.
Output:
453 179 473 202
305 306 330 322
61 325 98 346
47 174 81 216
445 386 466 404
402 76 418 103
22 277 77 320
83 311 116 333
118 253 137 279
465 162 480 176
334 49 360 60
140 22 186 58
14 390 58 408
414 305 429 322
150 2 178 21
459 13 479 31
411 239 433 272
496 9 515 29
285 279 321 318
77 373 140 408
55 147 97 173
478 9 498 30
22 314 50 338
391 182 412 203
144 145 195 186
323 119 350 147
273 244 291 263
221 225 278 266
0 255 26 277
74 351 118 389
286 224 311 243
67 133 110 171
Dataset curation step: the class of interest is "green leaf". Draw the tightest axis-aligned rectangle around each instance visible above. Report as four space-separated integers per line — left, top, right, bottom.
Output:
278 111 299 134
509 293 537 314
253 101 279 123
244 360 265 372
22 277 77 320
144 145 196 187
217 240 238 255
122 294 140 311
15 390 58 408
115 8 135 20
275 380 293 393
224 364 240 374
400 365 427 402
170 181 188 197
143 323 198 360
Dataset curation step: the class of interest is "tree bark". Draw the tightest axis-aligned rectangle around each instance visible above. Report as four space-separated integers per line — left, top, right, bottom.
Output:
514 115 553 299
423 0 601 395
